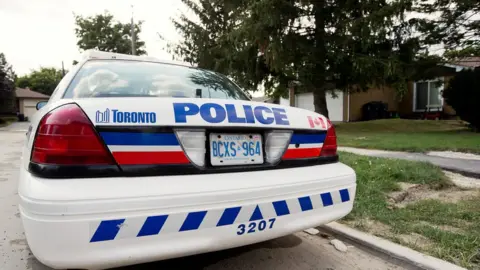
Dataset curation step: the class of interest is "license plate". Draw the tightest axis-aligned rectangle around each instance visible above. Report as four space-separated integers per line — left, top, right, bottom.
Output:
210 133 263 166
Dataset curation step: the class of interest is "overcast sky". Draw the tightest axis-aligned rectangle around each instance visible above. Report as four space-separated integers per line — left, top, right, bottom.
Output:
0 0 187 75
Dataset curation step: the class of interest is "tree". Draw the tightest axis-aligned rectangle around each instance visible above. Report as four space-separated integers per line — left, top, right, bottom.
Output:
172 0 433 117
0 53 16 114
74 12 146 55
416 0 479 55
169 1 242 70
444 46 480 60
169 0 287 93
16 67 64 96
443 68 480 130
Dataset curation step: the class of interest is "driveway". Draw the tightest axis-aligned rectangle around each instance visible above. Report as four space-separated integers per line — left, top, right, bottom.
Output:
0 122 30 132
0 125 412 270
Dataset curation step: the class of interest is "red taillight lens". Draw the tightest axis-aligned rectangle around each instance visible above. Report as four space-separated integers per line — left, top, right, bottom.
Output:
31 104 115 165
320 120 337 157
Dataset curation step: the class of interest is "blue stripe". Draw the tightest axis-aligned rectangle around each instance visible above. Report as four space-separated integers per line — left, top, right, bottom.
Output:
298 196 313 211
99 132 179 146
321 193 333 206
339 189 350 202
137 215 168 237
217 207 241 226
249 205 264 221
90 219 125 242
90 188 355 242
290 134 326 145
180 211 207 231
272 200 290 216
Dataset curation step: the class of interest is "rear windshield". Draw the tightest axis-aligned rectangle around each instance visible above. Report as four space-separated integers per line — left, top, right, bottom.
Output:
63 60 249 100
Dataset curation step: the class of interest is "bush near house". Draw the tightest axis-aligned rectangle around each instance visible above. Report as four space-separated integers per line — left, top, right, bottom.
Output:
443 68 480 131
0 115 17 127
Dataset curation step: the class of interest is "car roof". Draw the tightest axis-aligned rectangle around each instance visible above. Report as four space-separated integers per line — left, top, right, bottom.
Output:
81 50 196 68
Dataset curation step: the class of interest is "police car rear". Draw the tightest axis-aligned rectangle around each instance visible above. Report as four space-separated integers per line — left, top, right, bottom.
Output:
19 51 356 269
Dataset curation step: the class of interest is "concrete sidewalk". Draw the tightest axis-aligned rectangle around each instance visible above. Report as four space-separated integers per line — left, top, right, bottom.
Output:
339 147 480 178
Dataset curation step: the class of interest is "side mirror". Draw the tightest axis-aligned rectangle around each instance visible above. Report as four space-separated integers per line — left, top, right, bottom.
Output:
36 101 48 110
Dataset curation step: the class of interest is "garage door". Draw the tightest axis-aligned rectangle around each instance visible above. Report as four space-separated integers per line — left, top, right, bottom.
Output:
295 92 344 122
24 106 37 121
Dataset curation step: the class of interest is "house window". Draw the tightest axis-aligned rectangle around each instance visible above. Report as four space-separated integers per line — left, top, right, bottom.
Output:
414 80 443 111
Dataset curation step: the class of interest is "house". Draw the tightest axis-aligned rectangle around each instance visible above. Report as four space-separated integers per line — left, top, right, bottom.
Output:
252 96 275 103
15 88 50 120
279 57 480 122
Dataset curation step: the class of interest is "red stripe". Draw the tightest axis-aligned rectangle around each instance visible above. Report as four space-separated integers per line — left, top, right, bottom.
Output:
308 116 315 128
318 117 326 128
112 151 190 165
282 148 322 159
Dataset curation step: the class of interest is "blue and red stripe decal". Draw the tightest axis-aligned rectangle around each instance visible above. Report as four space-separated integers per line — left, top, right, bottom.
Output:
90 188 353 242
99 132 189 165
282 133 325 159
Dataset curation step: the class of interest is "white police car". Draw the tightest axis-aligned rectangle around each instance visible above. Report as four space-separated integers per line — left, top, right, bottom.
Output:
19 51 356 269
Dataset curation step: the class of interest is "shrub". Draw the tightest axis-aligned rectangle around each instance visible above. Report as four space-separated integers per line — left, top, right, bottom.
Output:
443 68 480 130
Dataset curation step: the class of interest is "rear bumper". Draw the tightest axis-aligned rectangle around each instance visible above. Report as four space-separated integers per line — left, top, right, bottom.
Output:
19 162 356 269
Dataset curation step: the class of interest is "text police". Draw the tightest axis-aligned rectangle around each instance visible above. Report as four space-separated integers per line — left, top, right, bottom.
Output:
173 103 290 125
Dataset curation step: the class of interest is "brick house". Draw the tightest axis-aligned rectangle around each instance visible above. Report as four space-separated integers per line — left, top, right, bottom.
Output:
280 58 480 122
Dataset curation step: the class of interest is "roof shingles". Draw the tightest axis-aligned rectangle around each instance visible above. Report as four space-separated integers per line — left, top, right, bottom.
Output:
15 88 50 99
451 57 480 68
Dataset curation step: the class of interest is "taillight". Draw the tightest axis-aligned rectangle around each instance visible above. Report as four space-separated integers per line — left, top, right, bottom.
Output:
31 104 115 165
320 120 337 157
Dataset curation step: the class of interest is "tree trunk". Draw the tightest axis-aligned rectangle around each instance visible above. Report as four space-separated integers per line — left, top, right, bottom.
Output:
313 89 329 118
312 0 329 118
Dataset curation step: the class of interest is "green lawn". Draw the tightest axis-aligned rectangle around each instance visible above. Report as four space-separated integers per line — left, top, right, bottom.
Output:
0 116 18 127
340 152 480 269
336 119 480 154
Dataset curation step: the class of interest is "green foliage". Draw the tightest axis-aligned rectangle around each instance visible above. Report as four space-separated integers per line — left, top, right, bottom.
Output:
443 69 480 130
444 46 480 60
74 12 146 55
16 67 64 96
0 53 16 114
168 1 250 85
336 119 480 153
0 53 15 92
171 0 439 117
416 0 480 53
341 152 480 268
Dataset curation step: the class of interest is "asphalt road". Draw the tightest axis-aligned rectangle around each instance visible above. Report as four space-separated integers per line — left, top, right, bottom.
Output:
1 123 411 270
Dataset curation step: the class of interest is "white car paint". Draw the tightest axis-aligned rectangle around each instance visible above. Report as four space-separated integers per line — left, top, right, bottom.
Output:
18 51 356 269
20 163 355 269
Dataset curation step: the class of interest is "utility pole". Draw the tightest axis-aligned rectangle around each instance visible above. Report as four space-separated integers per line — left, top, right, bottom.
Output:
61 61 65 76
130 5 136 55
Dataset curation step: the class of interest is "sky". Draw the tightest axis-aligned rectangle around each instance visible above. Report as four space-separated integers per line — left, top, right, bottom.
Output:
0 0 188 75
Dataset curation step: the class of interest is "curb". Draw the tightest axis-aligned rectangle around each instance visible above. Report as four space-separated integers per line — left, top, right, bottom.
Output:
439 166 480 179
319 222 466 270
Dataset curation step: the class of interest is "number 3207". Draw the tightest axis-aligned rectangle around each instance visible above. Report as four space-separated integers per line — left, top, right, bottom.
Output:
237 218 276 235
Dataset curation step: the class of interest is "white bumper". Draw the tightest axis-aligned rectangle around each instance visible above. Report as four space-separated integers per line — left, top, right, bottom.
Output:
19 163 356 269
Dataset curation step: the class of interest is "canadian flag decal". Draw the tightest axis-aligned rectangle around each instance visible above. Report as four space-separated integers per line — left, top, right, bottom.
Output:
307 116 326 129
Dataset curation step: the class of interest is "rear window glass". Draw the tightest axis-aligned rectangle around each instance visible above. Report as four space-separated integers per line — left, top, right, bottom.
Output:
63 60 249 100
